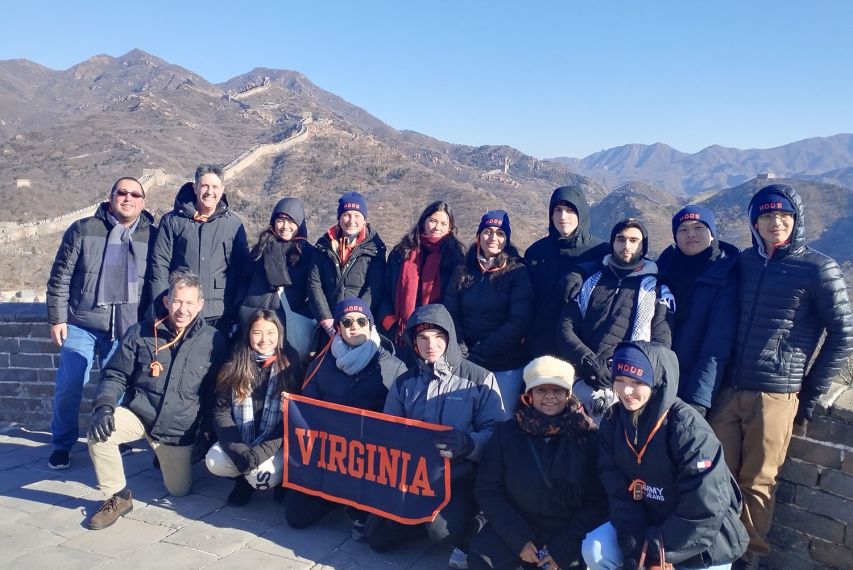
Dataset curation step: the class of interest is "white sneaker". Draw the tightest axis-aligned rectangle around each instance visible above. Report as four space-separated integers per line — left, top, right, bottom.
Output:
448 547 468 569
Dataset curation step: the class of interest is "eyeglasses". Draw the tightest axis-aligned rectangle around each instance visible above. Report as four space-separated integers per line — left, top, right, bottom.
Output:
340 317 370 329
114 189 144 199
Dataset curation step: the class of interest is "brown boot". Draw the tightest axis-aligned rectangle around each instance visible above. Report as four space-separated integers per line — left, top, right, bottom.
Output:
88 491 133 530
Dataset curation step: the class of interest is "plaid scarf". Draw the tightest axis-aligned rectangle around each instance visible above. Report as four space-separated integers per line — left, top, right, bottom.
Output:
95 213 140 338
515 396 596 438
232 355 283 447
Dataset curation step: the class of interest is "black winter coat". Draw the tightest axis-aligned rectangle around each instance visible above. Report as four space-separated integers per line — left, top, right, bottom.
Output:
94 317 227 446
444 254 534 371
524 185 609 359
475 417 608 565
47 203 157 334
307 225 387 321
657 241 739 408
557 258 672 387
149 183 249 322
598 342 748 568
726 184 853 419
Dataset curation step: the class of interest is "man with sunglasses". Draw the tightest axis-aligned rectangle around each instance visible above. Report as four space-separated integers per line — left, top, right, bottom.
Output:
46 177 157 470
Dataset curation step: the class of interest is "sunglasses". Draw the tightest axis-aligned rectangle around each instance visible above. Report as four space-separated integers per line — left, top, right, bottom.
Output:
114 189 144 199
340 317 370 329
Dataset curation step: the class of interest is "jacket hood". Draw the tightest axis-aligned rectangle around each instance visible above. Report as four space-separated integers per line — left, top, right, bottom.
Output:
614 341 680 426
548 185 594 243
403 303 463 370
270 197 308 239
95 202 155 231
174 181 230 220
747 183 806 256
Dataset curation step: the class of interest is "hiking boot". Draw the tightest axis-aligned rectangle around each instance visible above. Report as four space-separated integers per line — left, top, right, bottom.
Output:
227 477 254 506
448 547 468 569
88 492 133 530
48 450 71 470
733 551 761 570
351 519 368 542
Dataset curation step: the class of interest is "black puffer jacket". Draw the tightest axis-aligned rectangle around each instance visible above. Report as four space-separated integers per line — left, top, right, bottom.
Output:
47 203 157 334
524 186 609 358
94 317 227 446
599 342 748 568
443 252 534 371
474 414 607 566
556 258 672 387
149 183 249 322
726 184 853 419
307 225 387 321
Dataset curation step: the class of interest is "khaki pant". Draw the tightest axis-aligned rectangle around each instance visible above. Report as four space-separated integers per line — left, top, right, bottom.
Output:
88 406 194 497
710 388 798 557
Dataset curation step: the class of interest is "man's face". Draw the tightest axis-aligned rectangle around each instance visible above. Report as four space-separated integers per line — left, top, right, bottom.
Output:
675 220 713 256
339 210 366 237
163 285 204 330
415 328 448 364
194 173 224 215
756 212 795 248
612 227 644 266
551 203 579 238
109 179 145 224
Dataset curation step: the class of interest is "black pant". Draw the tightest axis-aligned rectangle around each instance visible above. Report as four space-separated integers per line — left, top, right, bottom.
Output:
284 490 367 529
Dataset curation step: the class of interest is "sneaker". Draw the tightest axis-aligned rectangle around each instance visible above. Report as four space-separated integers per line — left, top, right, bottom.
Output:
118 443 134 456
88 492 133 530
733 552 761 570
351 519 367 542
448 547 468 570
227 477 254 506
48 450 70 470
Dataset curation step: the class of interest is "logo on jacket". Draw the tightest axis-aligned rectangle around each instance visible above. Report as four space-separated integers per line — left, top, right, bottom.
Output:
645 485 665 502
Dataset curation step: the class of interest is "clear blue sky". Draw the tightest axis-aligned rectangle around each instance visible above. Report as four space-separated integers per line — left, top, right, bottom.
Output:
1 0 851 158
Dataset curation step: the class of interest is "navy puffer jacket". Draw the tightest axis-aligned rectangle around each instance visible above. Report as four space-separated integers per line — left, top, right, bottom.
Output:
726 184 853 419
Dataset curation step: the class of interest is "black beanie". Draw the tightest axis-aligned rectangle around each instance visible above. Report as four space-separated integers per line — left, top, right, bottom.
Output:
610 218 649 258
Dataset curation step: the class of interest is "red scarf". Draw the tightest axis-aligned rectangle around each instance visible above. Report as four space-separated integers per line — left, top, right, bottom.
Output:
327 225 367 266
394 235 444 332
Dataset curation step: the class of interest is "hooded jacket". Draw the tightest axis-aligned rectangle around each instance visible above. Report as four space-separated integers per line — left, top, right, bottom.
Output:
556 257 672 387
307 224 387 322
384 304 505 467
598 341 748 568
47 203 157 334
726 184 853 419
524 186 610 358
238 198 315 328
149 182 249 322
656 240 740 408
94 316 227 446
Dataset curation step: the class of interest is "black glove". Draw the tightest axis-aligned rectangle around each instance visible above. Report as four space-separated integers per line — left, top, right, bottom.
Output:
434 429 475 459
580 356 611 389
794 394 816 425
689 403 708 417
88 406 115 443
232 448 260 474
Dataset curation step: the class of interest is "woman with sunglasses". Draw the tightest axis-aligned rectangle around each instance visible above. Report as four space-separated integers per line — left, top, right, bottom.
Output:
205 310 303 506
444 210 534 417
382 201 466 365
284 296 406 538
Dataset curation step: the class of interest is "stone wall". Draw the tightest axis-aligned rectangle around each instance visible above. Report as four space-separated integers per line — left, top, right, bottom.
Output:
0 302 850 568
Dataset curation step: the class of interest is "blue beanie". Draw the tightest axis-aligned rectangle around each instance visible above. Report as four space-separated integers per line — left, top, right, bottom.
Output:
477 210 512 242
672 205 716 239
332 296 374 328
338 191 368 219
749 189 795 226
611 344 654 387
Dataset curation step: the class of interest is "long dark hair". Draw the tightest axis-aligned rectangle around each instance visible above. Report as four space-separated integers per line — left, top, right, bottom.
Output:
250 226 305 265
392 201 465 259
216 310 302 400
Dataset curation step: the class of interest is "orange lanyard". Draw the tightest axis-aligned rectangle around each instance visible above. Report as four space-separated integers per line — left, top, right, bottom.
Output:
148 318 187 377
623 411 668 465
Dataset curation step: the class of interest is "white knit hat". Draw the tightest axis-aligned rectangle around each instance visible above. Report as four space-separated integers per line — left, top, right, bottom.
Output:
523 356 574 394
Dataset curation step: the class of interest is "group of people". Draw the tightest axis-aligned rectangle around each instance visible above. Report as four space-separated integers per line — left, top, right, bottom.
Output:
45 164 852 570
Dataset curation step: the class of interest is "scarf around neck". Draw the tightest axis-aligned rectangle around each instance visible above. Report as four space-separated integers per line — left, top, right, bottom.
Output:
331 326 381 376
233 355 283 447
515 396 596 437
666 240 719 325
394 235 445 331
96 212 140 338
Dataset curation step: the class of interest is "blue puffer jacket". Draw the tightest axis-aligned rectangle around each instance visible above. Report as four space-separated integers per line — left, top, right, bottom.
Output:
656 240 739 408
725 184 853 420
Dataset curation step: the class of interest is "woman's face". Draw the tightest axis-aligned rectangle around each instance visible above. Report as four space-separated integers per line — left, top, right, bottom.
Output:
273 215 299 241
422 210 451 239
249 319 279 355
478 227 507 258
530 384 570 416
338 311 370 347
613 376 652 412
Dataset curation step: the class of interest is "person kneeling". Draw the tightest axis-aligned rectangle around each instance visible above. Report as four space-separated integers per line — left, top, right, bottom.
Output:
206 310 302 505
86 271 226 529
582 342 747 570
469 356 607 570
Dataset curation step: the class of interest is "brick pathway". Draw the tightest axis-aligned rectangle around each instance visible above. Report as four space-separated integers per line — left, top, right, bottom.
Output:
0 424 452 569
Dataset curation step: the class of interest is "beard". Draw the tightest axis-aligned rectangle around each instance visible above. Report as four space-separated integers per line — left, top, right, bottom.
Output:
612 249 644 268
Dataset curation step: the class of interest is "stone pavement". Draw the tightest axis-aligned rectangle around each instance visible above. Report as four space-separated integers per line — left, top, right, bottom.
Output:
0 424 453 569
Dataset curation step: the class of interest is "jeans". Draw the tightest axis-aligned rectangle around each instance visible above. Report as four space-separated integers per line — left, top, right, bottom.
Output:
582 522 732 570
493 367 525 419
51 324 118 451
